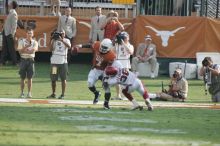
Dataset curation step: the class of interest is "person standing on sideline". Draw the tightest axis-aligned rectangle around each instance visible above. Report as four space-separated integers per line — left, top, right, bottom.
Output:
131 35 157 78
57 7 76 47
17 28 38 98
89 6 106 43
0 1 18 66
57 7 76 61
47 30 71 99
113 31 134 100
48 0 61 16
102 10 124 41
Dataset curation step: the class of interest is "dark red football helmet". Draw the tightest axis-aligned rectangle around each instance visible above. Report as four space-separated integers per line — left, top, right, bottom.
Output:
105 66 118 76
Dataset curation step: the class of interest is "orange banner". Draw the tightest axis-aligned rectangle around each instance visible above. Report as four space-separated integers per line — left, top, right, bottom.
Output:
0 16 220 58
133 15 208 58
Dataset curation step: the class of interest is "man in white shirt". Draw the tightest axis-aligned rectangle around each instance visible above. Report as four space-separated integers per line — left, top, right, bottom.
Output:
47 30 71 99
17 28 38 98
0 1 18 65
89 6 106 43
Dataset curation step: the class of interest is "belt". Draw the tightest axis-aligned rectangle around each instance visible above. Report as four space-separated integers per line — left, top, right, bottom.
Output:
21 58 34 61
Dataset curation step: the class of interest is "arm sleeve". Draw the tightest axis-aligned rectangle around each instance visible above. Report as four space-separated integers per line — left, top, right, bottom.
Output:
33 41 38 51
11 14 17 36
135 44 142 57
89 18 94 40
82 44 92 48
72 18 77 38
57 17 62 32
17 39 24 51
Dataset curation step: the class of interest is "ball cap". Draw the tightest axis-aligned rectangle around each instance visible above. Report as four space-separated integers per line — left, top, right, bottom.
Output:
145 35 152 41
175 68 182 74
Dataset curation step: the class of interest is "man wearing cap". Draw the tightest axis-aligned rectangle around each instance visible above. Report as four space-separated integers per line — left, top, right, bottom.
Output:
151 69 188 101
199 57 220 102
131 35 157 78
102 10 124 41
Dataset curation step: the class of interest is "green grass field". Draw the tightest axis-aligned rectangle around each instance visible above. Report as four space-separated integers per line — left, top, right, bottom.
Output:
0 63 220 146
0 63 211 101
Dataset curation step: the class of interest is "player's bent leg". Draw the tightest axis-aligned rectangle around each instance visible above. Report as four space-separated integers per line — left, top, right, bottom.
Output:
104 92 111 109
88 70 101 104
135 79 153 111
144 91 153 111
122 87 143 111
88 86 101 104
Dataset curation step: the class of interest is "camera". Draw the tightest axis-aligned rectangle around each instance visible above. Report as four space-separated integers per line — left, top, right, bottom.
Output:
51 32 62 40
173 73 178 78
115 33 126 44
202 57 211 67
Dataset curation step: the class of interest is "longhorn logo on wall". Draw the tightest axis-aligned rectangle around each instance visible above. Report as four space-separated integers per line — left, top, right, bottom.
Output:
145 26 185 47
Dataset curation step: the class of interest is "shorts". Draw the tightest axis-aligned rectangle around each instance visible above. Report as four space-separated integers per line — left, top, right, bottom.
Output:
212 91 220 102
19 58 35 79
50 63 68 81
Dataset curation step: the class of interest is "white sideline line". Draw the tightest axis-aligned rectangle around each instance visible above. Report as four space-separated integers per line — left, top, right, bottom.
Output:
0 98 219 109
0 98 29 103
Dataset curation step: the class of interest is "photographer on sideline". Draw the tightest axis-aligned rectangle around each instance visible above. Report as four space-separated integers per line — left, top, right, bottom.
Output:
199 57 220 102
47 30 71 99
151 69 188 102
112 31 134 100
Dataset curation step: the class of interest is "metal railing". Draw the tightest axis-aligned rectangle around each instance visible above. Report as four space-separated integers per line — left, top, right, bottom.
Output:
1 0 219 18
202 0 220 18
137 0 220 18
0 0 136 18
137 0 201 16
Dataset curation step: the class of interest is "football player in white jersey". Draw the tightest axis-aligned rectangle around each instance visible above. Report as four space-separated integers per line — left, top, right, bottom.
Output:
103 66 153 111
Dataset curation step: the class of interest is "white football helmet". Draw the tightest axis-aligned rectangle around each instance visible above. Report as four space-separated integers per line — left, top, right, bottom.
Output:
99 38 113 53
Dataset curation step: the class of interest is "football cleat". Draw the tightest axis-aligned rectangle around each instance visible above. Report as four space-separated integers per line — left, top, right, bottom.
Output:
26 93 32 98
145 100 153 111
131 105 143 111
20 93 25 98
103 101 110 110
93 91 101 104
58 94 64 99
46 94 56 99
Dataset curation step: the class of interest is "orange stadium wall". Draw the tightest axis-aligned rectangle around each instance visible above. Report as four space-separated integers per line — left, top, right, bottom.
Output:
0 15 220 58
